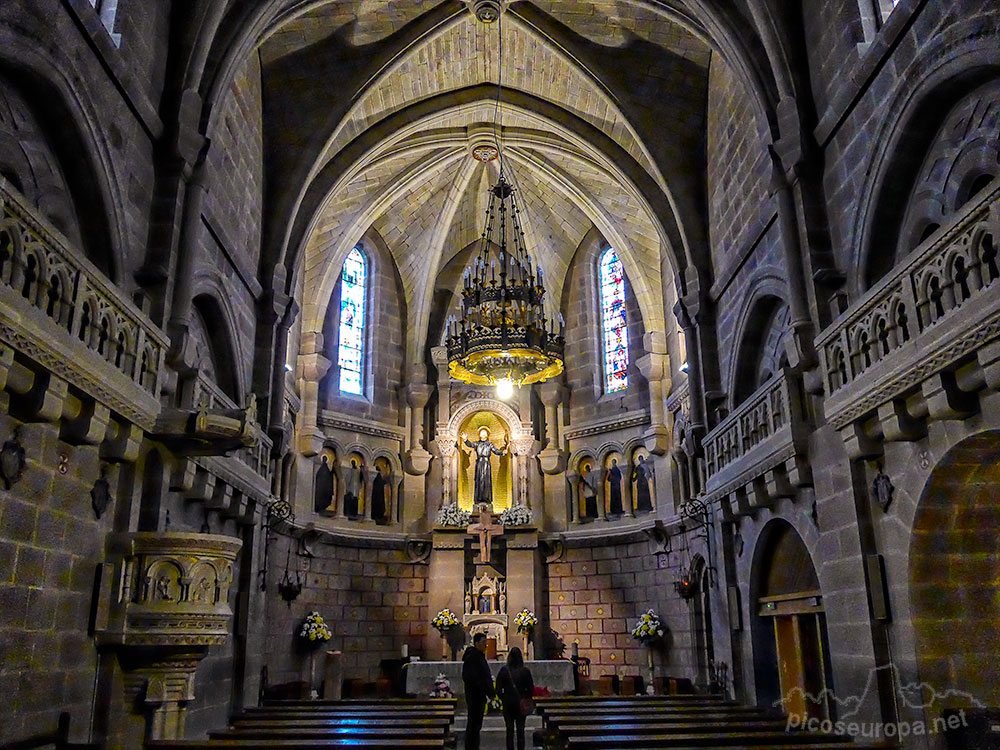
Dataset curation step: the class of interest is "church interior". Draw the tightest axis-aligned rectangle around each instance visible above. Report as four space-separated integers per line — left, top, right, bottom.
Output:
1 0 999 749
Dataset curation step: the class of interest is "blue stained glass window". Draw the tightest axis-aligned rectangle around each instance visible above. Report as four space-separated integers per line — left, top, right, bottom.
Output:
599 247 629 393
338 247 367 395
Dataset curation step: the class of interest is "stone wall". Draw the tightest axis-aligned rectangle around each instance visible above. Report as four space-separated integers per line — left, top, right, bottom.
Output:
319 232 407 425
561 233 649 424
0 415 108 742
545 539 704 687
264 534 429 688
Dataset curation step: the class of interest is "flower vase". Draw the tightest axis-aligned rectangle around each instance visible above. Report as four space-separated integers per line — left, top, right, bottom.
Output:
442 635 449 660
646 646 655 694
523 633 532 660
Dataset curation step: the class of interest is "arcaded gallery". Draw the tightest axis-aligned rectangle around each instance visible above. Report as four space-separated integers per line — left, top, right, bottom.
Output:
0 1 998 749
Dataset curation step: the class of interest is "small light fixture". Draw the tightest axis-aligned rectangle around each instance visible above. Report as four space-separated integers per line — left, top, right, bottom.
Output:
0 431 26 490
496 377 515 400
284 363 293 372
679 361 689 373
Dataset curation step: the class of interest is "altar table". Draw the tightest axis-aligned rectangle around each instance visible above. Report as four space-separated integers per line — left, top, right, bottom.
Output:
404 659 575 695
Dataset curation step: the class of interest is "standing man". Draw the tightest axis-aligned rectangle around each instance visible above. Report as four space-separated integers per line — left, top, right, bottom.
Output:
462 632 495 750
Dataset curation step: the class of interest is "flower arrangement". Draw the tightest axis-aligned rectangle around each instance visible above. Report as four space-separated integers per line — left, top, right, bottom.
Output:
499 504 534 526
428 673 454 698
487 688 503 714
514 608 538 635
436 503 471 528
298 611 332 644
631 609 664 644
431 608 460 635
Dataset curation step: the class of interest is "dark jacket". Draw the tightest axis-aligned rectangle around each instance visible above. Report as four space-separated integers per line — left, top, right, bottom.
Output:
496 664 534 716
462 646 495 702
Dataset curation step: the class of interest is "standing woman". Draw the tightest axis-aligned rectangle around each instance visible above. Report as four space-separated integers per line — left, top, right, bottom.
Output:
496 647 534 750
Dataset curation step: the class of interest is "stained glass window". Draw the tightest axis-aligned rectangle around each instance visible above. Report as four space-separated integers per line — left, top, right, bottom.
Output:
338 247 367 395
599 247 629 393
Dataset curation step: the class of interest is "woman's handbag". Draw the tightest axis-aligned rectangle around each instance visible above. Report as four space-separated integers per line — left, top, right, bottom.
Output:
519 696 535 716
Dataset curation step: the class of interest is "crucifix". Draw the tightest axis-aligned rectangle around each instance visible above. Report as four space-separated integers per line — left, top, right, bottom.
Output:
467 503 504 564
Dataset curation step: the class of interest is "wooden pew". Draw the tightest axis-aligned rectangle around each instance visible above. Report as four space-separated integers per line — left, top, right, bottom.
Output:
148 740 445 749
563 731 887 749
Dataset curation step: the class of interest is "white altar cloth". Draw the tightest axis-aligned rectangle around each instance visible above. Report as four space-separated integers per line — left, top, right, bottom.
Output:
404 659 575 695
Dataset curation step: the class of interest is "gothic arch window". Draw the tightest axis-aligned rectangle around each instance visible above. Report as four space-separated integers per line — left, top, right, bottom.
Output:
337 246 368 395
88 0 121 46
598 246 629 393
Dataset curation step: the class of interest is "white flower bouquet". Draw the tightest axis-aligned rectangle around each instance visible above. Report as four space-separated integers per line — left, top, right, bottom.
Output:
431 608 460 635
513 607 538 635
428 673 454 698
499 504 533 526
298 610 332 644
436 503 472 527
631 609 664 644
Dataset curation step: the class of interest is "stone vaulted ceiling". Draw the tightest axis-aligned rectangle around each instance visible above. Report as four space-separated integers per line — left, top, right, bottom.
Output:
258 1 715 365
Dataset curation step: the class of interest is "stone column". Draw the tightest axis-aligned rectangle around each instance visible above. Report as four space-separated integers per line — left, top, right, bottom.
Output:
297 338 331 457
431 346 451 424
364 468 376 522
334 462 347 519
636 335 670 455
506 530 540 658
537 381 567 475
567 473 581 524
596 469 607 521
404 382 433 475
427 531 467 659
436 440 457 510
768 150 816 369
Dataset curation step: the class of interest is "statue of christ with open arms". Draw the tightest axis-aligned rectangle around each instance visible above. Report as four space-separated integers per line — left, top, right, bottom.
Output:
462 426 509 508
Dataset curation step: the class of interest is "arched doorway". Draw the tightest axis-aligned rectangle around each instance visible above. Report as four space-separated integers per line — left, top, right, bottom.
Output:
690 555 715 690
910 431 1000 707
750 520 833 721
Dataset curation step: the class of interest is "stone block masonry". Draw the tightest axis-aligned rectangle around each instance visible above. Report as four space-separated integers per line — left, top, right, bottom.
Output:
546 538 700 686
264 534 429 686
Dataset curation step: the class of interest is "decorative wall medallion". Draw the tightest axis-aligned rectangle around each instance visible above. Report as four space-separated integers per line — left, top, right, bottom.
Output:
91 471 112 519
918 450 931 470
0 432 26 489
872 469 894 513
58 452 69 474
472 144 499 162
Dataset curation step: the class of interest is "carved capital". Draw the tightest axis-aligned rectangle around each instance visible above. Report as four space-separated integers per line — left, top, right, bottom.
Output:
642 425 670 456
538 380 563 407
298 352 332 381
537 447 567 475
405 447 432 475
405 383 434 410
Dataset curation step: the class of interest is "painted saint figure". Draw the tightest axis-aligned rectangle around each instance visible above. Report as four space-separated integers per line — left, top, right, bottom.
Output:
344 458 362 518
633 455 653 512
607 458 624 516
462 427 508 508
314 454 334 514
580 464 598 519
372 463 389 523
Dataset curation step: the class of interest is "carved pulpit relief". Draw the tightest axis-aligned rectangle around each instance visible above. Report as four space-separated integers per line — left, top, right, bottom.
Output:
467 503 504 564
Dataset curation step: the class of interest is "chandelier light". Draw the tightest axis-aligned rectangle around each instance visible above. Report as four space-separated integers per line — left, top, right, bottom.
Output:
446 7 564 395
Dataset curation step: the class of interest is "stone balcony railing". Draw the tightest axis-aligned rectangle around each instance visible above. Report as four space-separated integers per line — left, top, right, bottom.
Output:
817 178 1000 433
192 371 272 482
0 177 167 416
701 368 812 511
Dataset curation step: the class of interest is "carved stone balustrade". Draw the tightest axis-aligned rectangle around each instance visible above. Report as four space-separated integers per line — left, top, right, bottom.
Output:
817 178 1000 450
701 368 812 515
97 531 242 740
0 177 167 430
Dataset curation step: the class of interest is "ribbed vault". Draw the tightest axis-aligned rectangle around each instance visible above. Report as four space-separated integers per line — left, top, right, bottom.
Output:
256 0 722 371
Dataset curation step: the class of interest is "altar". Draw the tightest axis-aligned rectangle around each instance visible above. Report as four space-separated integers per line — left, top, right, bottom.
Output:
404 659 575 696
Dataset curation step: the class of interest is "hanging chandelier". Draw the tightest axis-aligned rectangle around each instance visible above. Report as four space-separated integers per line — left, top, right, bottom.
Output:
445 6 564 399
